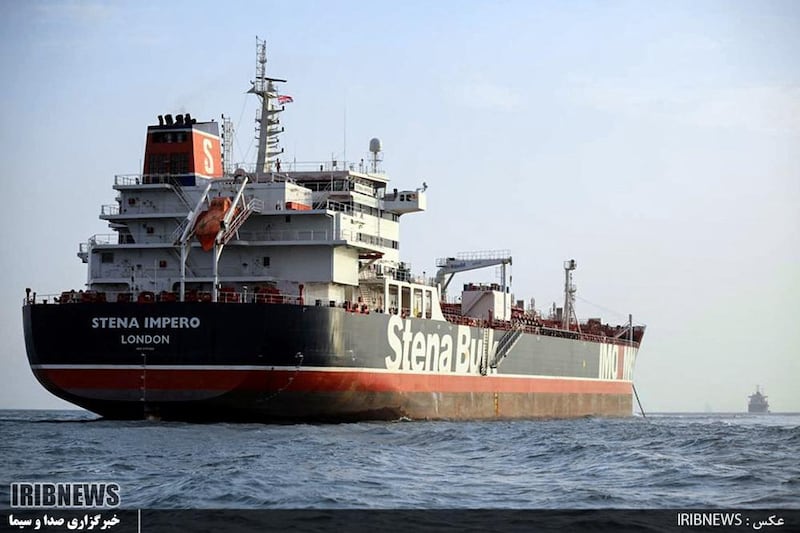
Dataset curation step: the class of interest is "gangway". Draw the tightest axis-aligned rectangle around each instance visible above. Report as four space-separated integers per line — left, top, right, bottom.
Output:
491 326 524 369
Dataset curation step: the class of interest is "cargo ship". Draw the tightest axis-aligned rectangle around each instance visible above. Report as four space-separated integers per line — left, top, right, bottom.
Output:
747 386 769 414
22 40 645 422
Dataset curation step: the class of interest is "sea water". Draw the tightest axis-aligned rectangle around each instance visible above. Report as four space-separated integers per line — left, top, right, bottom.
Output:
0 411 797 509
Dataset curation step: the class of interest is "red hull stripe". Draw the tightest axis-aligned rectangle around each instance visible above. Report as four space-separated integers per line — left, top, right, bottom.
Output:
37 367 631 395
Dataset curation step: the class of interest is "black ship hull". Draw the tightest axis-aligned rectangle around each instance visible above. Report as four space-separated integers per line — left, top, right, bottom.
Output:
23 302 636 422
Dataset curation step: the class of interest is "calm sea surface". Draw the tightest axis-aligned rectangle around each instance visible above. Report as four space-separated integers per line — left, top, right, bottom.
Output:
1 411 798 509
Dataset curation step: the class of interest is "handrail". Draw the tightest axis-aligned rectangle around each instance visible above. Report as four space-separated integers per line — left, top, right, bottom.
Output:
24 289 303 306
79 228 361 248
102 203 188 216
440 310 638 347
237 229 333 242
114 174 198 186
89 234 118 245
23 288 640 348
228 160 385 175
78 234 120 253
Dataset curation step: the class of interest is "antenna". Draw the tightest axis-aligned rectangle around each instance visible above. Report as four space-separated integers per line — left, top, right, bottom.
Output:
248 36 287 178
343 100 347 170
369 137 382 173
221 114 234 177
563 259 577 330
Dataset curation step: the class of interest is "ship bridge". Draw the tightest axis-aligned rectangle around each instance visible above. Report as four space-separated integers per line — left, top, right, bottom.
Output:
77 42 427 312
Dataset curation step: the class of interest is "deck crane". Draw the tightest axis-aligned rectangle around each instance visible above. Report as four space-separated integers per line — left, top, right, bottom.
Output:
434 250 513 304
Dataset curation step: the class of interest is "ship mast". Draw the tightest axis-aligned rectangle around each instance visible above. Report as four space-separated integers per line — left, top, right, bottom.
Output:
562 259 577 330
249 37 286 178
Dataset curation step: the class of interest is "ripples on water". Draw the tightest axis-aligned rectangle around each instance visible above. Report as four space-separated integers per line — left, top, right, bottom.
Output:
1 411 798 509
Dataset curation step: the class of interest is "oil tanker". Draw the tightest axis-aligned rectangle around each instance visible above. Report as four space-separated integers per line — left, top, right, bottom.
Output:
22 40 645 422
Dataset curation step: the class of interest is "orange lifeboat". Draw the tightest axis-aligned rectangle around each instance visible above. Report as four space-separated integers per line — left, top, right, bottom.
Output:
193 197 238 251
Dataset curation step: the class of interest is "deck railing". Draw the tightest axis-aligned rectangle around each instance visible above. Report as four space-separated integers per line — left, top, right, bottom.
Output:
25 290 302 306
112 161 385 189
440 310 638 347
24 289 639 347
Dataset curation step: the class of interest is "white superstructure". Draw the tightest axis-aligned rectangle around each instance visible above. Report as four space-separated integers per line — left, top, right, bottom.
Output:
77 39 441 321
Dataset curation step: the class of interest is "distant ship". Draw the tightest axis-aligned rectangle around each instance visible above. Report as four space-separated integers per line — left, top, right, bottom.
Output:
21 39 645 422
747 386 769 414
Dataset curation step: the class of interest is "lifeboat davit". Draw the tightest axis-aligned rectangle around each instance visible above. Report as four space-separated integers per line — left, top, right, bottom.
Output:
193 197 238 251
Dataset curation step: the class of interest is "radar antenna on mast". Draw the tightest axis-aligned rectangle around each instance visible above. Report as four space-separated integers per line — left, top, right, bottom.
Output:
369 137 382 173
248 36 286 178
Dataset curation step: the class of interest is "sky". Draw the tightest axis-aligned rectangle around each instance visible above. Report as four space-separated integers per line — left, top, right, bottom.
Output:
0 0 798 413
